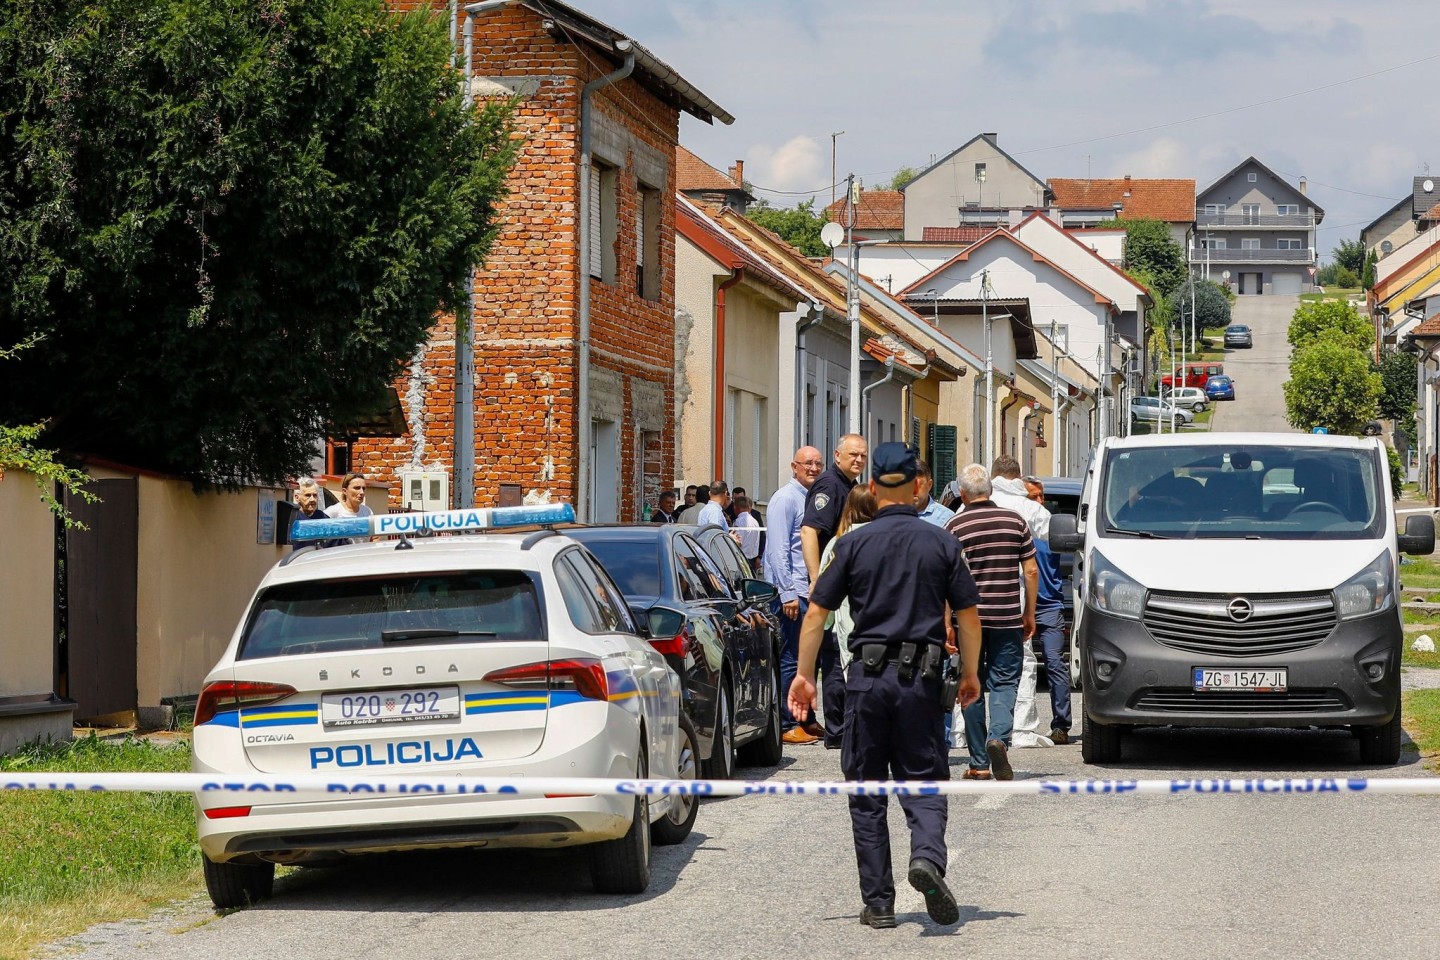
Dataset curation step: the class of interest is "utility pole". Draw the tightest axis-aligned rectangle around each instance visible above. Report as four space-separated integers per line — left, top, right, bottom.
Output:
845 174 861 434
1051 321 1061 474
831 131 845 208
982 269 994 465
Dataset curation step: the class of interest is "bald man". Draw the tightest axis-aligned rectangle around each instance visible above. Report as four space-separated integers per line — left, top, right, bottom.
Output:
764 446 825 743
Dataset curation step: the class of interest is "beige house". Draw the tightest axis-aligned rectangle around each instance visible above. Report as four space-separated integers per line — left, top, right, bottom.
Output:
903 133 1048 240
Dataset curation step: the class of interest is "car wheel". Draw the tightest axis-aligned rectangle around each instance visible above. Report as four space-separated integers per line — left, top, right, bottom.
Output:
588 748 652 894
1356 701 1402 766
651 713 699 845
738 667 783 767
1195 402 1207 413
703 679 735 780
202 855 275 910
1081 705 1123 764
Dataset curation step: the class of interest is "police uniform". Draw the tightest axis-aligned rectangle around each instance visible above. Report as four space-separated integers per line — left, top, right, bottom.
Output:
807 443 981 927
802 462 857 746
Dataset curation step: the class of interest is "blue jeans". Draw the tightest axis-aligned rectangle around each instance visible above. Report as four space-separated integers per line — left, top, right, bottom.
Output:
1036 606 1072 732
961 626 1025 770
775 596 809 730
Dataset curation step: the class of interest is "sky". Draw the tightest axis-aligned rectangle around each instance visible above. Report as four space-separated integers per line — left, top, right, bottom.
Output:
577 0 1440 261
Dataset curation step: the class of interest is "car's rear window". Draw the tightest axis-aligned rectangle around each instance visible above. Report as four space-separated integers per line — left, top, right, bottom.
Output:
238 571 544 660
571 539 662 598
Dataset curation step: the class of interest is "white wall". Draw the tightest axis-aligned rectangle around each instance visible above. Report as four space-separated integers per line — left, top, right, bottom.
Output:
832 243 967 297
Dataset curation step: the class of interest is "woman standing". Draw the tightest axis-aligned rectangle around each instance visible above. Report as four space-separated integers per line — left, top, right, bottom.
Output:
817 485 877 674
324 473 373 544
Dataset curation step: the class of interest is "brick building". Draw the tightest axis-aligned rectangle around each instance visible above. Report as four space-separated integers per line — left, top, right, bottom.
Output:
356 0 732 521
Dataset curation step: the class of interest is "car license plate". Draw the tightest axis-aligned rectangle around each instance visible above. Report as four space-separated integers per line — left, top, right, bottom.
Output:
322 687 460 728
1192 668 1287 692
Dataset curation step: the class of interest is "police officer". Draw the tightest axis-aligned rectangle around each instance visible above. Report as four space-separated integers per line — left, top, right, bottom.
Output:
800 432 868 746
789 442 983 930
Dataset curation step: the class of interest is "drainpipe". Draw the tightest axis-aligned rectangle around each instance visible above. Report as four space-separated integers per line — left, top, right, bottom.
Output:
795 301 824 448
576 42 634 521
861 356 898 446
1000 386 1024 459
715 267 745 477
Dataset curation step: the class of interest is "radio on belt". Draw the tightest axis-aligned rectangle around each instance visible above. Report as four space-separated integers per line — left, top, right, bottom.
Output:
289 502 576 543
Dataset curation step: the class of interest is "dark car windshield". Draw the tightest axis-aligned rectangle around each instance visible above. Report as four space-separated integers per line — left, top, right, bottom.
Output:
567 537 662 598
1099 444 1384 541
238 571 543 660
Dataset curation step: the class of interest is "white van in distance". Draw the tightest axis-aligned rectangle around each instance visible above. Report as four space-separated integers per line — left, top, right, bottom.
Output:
1048 433 1434 766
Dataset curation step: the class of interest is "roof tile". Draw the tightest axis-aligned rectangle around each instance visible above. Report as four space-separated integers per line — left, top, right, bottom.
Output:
921 226 991 244
676 145 741 194
823 190 904 231
1048 178 1197 223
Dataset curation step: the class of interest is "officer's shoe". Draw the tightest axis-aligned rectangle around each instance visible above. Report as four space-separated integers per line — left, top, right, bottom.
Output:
859 904 897 929
907 857 960 925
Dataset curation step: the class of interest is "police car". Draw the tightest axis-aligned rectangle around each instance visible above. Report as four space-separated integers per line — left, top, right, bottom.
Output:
193 504 696 908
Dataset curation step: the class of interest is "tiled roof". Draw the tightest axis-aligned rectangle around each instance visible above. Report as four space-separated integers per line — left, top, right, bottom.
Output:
823 190 904 231
1409 315 1440 338
921 226 992 244
676 145 741 194
1048 177 1197 223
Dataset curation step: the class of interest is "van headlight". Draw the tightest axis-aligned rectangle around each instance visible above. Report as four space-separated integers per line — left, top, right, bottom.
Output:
1088 550 1145 620
1334 552 1394 619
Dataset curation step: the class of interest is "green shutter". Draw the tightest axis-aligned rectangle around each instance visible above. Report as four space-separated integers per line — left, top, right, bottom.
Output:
928 423 957 492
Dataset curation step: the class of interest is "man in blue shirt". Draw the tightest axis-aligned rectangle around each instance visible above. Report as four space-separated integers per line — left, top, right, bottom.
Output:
696 481 730 530
763 447 824 742
914 460 955 527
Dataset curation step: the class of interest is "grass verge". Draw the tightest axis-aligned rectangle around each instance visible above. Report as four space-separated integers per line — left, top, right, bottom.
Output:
1403 689 1440 771
0 735 199 960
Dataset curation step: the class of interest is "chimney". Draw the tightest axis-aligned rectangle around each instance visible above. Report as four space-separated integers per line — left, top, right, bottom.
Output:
731 160 744 187
983 132 998 143
1298 176 1307 196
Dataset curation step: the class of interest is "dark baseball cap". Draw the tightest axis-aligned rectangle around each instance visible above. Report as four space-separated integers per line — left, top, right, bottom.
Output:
871 442 918 486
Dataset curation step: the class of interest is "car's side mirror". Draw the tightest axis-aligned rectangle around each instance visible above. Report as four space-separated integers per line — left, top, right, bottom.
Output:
740 578 779 605
646 605 688 640
1399 514 1435 556
1049 514 1083 553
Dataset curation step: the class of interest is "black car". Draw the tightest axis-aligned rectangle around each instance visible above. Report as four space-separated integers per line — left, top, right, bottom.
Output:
1035 476 1082 687
565 525 783 778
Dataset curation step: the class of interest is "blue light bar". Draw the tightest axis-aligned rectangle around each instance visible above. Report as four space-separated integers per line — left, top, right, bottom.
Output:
291 503 576 543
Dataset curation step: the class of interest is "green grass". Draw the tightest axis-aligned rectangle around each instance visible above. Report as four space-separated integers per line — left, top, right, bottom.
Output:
0 735 200 960
1402 689 1440 769
1404 646 1440 670
1300 287 1364 303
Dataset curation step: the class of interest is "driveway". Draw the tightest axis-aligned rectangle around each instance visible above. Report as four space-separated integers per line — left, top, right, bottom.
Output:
1210 294 1297 434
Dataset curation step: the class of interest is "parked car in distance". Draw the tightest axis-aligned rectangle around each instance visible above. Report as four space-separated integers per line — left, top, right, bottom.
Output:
1160 386 1209 412
1131 396 1194 426
1224 324 1253 348
564 524 783 780
1160 362 1225 390
1205 375 1236 401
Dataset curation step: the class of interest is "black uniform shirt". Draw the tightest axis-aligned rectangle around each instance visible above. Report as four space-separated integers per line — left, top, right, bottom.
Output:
802 463 856 555
810 505 980 651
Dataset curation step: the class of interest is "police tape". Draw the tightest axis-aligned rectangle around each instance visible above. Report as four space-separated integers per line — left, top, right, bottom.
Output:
4 772 1440 798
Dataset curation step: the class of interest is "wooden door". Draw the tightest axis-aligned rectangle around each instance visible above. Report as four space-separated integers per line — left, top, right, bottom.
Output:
62 479 138 721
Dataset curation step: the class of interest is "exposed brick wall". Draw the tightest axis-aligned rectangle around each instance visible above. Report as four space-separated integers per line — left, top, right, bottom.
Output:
356 3 681 521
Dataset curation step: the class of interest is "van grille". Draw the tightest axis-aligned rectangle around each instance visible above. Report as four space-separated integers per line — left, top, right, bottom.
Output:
1143 591 1336 656
1132 688 1351 714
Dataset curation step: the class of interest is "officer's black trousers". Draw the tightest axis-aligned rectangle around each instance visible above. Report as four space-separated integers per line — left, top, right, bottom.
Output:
840 659 949 909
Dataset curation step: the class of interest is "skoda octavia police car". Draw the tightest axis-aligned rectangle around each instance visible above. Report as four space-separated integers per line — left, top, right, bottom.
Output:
193 505 695 908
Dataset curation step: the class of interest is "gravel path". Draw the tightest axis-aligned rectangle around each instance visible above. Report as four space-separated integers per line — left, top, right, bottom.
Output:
1402 665 1440 691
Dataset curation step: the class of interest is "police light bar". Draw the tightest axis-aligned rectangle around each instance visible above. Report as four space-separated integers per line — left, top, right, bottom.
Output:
291 503 576 543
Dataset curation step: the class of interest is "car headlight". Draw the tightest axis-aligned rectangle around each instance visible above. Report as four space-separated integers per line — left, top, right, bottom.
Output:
1088 550 1145 620
1334 552 1395 619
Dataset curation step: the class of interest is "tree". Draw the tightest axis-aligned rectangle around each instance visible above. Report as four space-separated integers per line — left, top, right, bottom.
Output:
1377 348 1418 425
0 0 517 487
0 336 94 523
1287 299 1372 353
1283 339 1381 435
1362 248 1379 290
1173 279 1232 334
1333 237 1365 275
886 166 920 191
1100 218 1187 296
745 198 829 258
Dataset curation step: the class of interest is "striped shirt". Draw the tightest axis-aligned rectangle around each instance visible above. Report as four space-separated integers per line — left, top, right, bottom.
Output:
943 499 1035 629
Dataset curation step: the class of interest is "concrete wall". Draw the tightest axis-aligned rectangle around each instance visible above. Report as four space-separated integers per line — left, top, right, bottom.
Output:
1365 204 1419 261
675 237 723 486
0 470 56 698
905 138 1046 240
723 284 784 498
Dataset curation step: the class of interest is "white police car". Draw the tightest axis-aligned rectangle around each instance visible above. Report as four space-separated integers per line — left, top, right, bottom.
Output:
193 505 696 908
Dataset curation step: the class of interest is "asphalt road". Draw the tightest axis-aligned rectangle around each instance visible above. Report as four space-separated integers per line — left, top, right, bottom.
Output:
1210 294 1299 433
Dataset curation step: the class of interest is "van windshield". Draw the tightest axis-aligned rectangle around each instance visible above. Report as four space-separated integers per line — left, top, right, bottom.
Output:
1099 444 1384 540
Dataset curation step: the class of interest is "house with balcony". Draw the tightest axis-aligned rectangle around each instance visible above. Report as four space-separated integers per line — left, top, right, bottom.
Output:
902 132 1049 240
1193 157 1323 295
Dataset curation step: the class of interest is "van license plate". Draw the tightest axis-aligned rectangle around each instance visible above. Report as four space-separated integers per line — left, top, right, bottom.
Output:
1192 669 1287 692
322 687 461 728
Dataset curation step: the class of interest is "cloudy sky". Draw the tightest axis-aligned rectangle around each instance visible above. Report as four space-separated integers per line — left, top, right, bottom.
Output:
578 0 1439 260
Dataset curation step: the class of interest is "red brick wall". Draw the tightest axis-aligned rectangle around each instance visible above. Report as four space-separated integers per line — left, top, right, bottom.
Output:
356 3 680 521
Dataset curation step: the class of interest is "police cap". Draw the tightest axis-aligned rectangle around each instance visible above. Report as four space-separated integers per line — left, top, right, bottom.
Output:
871 442 918 487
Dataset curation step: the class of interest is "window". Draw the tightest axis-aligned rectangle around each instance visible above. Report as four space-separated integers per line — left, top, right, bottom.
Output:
636 180 660 300
1241 203 1260 224
1207 237 1227 250
1204 203 1224 217
974 162 987 183
560 552 632 634
588 159 618 282
673 536 729 601
1276 204 1300 216
1247 172 1258 182
1241 238 1260 250
1278 238 1303 250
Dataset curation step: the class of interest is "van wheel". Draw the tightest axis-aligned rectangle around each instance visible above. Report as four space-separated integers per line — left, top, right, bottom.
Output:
1356 702 1402 766
1081 706 1123 764
203 855 275 910
589 749 652 894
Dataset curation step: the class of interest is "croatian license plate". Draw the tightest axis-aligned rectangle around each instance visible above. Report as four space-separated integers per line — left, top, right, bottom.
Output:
322 687 461 728
1192 668 1287 692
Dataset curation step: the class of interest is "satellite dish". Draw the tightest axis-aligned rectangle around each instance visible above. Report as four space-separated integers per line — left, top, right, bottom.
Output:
1382 240 1393 254
1425 179 1435 193
820 222 845 249
1222 270 1231 280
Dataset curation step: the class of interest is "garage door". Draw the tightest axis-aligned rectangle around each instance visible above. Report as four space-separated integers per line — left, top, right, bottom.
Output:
1272 272 1302 295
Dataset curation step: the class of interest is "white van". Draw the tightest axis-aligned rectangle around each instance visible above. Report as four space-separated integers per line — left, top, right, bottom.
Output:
1048 433 1434 766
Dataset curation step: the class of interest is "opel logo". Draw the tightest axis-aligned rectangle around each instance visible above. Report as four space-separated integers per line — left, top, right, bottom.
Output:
1227 597 1254 622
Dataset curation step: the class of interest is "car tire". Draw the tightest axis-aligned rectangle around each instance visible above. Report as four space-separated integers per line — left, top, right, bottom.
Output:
703 679 736 779
738 667 783 767
1081 705 1123 764
651 713 700 845
589 748 652 894
202 855 275 910
1356 701 1402 766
